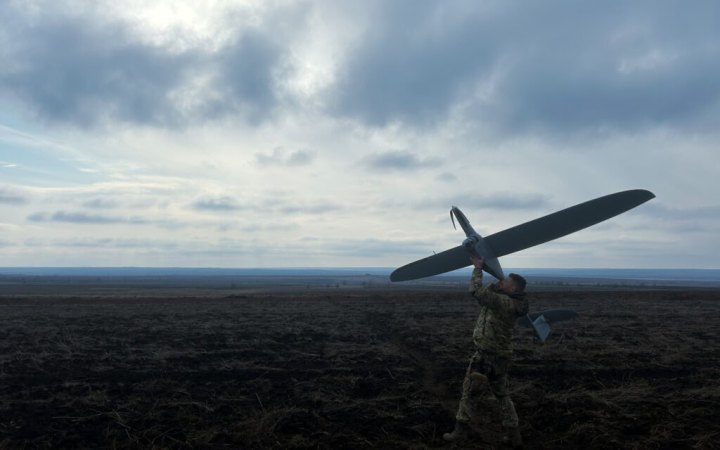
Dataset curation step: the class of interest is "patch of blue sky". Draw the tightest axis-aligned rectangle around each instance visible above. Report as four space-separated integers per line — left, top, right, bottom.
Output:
0 132 102 187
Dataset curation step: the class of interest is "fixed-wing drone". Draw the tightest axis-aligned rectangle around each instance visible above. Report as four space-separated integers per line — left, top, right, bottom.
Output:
390 189 656 340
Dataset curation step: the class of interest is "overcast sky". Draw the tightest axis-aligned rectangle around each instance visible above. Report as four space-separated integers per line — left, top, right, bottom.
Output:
1 0 719 269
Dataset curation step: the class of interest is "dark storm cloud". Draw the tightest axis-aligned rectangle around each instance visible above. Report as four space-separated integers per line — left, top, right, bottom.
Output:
0 187 28 204
28 211 148 224
363 151 439 171
332 0 720 133
0 4 288 127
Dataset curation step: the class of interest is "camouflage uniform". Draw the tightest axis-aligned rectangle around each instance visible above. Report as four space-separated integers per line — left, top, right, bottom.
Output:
455 268 528 429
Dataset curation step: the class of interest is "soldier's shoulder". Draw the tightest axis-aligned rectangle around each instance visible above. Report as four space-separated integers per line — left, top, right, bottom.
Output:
510 292 529 315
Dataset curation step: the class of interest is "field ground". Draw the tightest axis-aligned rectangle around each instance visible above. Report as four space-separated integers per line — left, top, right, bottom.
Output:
1 281 719 449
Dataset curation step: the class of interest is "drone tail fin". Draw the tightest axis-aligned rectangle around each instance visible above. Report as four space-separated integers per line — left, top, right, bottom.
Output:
529 314 551 342
518 309 578 341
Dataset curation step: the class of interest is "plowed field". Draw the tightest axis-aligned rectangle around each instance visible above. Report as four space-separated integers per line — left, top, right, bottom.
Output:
1 287 719 449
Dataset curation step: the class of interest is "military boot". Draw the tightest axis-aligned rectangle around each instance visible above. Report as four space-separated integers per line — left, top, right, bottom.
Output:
443 421 471 442
502 426 522 448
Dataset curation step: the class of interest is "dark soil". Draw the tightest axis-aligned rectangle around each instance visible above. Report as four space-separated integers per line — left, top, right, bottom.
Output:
1 287 719 449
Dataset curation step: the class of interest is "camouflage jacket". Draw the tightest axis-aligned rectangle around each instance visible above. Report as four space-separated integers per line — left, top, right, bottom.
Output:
469 268 528 357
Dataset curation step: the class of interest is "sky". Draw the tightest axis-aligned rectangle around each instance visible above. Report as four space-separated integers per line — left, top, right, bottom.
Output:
1 0 719 269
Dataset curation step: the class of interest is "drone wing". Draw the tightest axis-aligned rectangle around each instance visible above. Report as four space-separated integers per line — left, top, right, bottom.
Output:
390 245 469 282
484 189 655 257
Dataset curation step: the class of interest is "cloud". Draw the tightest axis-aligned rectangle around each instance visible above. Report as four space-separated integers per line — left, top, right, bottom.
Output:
255 148 316 167
3 1 718 135
459 193 551 211
191 193 341 216
278 201 342 215
191 197 245 212
405 192 550 211
363 150 440 172
0 1 716 270
640 202 720 223
82 198 119 209
0 7 193 127
330 1 497 127
0 187 28 204
329 1 720 134
45 237 180 250
0 3 292 127
28 211 148 224
302 237 434 258
234 222 300 233
211 30 286 123
436 172 458 182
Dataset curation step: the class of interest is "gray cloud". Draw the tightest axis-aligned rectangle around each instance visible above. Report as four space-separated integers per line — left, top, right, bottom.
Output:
486 13 720 135
279 202 342 215
639 203 720 224
330 1 496 127
191 197 245 212
0 9 192 126
255 148 316 167
0 187 28 204
639 200 720 221
23 237 180 250
0 4 290 127
71 238 178 249
363 150 440 171
4 1 717 135
234 222 300 233
82 198 119 209
304 237 434 258
331 1 720 134
436 172 458 183
28 211 148 224
459 193 551 211
405 192 550 211
212 31 285 123
192 195 339 215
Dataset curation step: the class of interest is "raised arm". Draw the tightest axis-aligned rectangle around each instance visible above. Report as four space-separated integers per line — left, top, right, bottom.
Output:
468 256 519 314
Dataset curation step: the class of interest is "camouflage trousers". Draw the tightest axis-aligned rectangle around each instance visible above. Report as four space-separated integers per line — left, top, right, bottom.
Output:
455 351 519 428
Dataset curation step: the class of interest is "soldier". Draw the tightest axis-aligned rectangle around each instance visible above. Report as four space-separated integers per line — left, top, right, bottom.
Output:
444 256 528 448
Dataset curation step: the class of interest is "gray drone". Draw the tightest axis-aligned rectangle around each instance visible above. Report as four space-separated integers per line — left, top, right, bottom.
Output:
390 189 656 340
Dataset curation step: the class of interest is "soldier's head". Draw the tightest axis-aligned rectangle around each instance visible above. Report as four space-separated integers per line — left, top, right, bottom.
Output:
499 273 526 294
